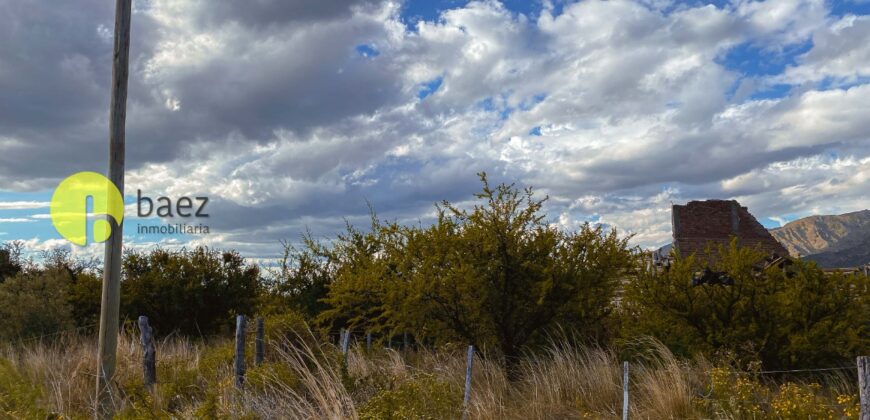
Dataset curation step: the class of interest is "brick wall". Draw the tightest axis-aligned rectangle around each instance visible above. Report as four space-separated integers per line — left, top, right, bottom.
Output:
672 200 788 266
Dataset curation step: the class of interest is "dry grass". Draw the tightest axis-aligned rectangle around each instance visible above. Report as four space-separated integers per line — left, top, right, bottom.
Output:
0 330 859 419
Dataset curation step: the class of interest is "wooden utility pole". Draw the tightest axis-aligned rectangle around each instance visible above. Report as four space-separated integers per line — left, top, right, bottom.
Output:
95 0 131 417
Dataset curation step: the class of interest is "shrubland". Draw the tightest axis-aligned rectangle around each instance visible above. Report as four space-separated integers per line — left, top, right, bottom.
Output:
0 174 867 417
0 325 862 418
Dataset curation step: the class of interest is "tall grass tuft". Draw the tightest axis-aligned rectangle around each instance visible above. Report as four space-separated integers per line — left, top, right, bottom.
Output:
0 328 859 419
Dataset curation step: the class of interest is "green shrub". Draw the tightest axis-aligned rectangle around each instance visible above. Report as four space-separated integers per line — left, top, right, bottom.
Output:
769 382 836 419
261 312 322 358
155 342 234 414
621 242 870 369
66 271 102 329
359 374 462 420
121 247 261 336
157 362 202 413
0 358 49 418
318 174 635 369
115 374 161 420
0 245 22 283
0 270 74 341
246 361 299 394
698 367 855 419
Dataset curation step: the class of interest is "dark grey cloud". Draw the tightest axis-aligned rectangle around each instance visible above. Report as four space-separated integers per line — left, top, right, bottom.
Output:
0 0 401 187
195 0 383 28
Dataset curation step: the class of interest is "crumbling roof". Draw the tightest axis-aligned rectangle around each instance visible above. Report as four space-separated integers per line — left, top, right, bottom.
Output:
672 200 788 265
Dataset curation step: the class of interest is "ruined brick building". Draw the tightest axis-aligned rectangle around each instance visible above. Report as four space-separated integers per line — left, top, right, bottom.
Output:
655 200 788 267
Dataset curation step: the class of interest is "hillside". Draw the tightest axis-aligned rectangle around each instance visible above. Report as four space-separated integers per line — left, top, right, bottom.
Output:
770 209 870 267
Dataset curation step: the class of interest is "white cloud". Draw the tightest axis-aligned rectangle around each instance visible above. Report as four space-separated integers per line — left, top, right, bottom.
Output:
779 14 870 85
0 201 50 210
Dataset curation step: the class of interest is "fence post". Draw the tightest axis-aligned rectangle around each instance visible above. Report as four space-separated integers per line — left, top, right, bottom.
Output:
341 329 351 365
403 332 409 350
622 361 629 420
234 315 246 389
859 356 869 420
137 316 156 389
366 332 372 352
255 317 264 366
463 345 474 418
339 329 345 350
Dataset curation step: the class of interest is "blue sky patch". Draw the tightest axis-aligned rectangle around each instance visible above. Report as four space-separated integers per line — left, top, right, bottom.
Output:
401 0 549 28
418 76 443 99
478 96 514 120
519 93 547 111
355 44 380 58
761 212 806 229
750 83 792 100
829 0 870 17
719 39 813 78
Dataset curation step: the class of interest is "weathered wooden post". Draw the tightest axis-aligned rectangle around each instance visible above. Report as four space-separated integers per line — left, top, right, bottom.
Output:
95 0 131 416
255 317 264 366
341 329 351 365
623 361 630 420
137 316 156 389
234 315 246 388
366 332 372 352
403 332 409 350
859 356 869 420
463 345 474 419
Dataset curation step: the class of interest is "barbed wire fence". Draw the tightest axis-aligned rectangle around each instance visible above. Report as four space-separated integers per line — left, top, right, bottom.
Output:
4 316 868 419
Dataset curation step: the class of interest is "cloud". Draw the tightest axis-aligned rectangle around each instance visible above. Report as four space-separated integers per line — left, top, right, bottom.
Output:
0 0 867 254
0 201 49 210
778 14 870 85
0 218 37 223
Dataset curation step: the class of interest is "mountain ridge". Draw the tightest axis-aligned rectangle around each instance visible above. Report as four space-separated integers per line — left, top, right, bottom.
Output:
769 209 870 268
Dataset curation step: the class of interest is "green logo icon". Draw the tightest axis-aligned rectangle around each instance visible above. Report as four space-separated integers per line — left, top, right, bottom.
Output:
50 172 124 246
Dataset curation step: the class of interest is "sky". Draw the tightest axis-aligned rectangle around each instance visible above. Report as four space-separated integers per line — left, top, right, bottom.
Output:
0 0 868 261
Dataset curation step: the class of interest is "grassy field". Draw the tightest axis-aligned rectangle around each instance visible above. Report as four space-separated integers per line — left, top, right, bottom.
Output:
0 325 862 419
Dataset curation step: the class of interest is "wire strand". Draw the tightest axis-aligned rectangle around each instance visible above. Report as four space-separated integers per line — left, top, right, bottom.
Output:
709 366 854 375
11 322 99 343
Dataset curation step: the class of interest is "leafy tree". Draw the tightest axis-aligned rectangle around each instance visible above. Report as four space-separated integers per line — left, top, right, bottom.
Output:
40 247 99 277
260 238 332 319
121 247 261 336
67 272 102 329
620 241 870 370
0 269 75 340
30 247 103 330
315 217 401 337
318 174 636 367
0 242 23 283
